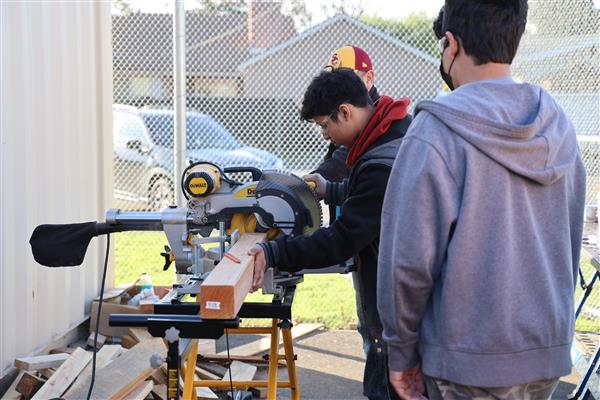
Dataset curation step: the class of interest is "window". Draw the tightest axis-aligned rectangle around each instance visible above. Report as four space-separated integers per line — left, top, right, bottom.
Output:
117 112 151 148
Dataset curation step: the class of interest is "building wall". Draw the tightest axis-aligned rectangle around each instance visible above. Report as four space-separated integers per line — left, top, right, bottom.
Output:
240 19 440 106
0 1 113 374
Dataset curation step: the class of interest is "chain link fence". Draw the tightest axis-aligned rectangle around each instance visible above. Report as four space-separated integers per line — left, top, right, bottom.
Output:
111 0 600 330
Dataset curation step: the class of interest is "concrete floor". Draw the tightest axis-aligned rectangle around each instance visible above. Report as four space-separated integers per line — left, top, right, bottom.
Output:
217 328 583 400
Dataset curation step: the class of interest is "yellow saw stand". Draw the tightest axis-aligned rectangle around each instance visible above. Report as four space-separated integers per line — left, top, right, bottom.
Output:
181 317 299 400
173 285 300 400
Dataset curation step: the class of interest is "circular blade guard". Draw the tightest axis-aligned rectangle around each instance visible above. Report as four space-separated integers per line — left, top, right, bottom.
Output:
255 171 322 236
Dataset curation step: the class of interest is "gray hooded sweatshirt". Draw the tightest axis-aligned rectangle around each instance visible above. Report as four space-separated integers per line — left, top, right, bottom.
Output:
377 77 586 387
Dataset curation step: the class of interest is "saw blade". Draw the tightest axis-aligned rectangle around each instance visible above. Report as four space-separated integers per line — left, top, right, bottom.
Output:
256 170 323 235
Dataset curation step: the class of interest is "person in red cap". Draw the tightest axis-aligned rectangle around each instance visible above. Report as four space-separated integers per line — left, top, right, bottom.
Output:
313 45 380 186
310 45 393 398
249 68 411 400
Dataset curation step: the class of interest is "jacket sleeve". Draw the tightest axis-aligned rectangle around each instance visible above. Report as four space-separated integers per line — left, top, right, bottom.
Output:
262 165 391 271
377 134 459 372
313 146 350 182
324 179 348 206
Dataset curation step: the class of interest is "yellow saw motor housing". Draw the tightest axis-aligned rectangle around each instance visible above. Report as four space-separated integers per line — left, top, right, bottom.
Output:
183 164 221 197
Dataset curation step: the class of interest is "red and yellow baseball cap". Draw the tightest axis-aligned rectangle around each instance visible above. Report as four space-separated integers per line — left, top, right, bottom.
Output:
326 45 373 73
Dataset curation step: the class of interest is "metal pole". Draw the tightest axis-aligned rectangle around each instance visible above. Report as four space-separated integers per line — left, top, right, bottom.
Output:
174 0 186 206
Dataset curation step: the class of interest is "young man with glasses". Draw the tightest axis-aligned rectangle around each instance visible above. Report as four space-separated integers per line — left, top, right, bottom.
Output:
307 45 385 388
377 1 586 399
312 45 381 203
249 68 411 399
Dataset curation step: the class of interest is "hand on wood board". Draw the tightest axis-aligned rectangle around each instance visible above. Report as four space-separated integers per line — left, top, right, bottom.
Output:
248 244 267 292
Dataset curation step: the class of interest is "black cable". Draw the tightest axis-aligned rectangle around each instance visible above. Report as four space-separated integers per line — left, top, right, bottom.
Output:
225 329 234 399
579 268 588 290
87 233 110 400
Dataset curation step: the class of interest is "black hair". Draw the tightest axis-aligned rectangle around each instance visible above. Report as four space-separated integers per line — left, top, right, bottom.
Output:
300 68 373 122
434 0 528 65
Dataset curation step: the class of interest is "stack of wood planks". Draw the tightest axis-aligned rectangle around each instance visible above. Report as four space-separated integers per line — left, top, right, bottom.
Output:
4 323 322 400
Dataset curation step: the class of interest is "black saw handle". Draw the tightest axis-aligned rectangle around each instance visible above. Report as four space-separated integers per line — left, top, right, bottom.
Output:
224 166 263 181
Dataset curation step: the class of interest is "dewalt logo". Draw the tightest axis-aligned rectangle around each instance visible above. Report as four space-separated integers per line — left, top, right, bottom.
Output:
234 184 257 198
189 177 208 194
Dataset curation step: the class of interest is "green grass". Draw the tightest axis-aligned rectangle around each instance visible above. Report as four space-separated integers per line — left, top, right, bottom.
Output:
115 231 600 332
114 232 359 329
114 231 175 286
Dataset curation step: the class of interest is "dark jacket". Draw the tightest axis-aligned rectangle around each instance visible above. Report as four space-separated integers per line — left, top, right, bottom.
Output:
260 114 411 339
314 86 381 224
260 115 410 399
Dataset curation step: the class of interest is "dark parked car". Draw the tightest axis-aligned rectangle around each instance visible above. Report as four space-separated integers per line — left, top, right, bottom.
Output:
113 105 284 210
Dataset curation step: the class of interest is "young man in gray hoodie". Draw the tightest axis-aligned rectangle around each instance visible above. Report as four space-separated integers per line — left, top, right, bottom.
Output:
377 1 586 399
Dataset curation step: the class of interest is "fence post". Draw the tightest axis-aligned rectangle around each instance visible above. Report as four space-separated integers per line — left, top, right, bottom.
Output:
174 0 186 206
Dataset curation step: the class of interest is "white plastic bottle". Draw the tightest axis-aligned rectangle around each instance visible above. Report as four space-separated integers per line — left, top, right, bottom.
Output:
139 273 153 294
128 273 159 305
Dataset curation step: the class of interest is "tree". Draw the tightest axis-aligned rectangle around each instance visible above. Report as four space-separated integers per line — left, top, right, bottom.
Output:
528 0 600 35
320 0 365 19
193 0 246 14
281 1 313 31
112 0 134 14
362 12 438 58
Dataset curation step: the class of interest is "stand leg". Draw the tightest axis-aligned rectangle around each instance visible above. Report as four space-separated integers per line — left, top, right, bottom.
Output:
281 320 299 400
167 340 180 400
267 318 280 400
182 339 199 400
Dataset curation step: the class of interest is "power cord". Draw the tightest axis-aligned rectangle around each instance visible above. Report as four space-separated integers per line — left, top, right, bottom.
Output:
87 233 110 400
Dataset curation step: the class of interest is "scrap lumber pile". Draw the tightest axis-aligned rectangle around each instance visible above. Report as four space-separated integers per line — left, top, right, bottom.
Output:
5 323 323 400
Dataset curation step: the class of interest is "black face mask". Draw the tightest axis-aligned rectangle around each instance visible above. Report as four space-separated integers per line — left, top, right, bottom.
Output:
439 57 456 91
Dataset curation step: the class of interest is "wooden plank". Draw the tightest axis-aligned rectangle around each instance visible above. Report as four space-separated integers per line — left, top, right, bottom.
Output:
122 334 138 349
149 369 168 385
128 327 153 343
87 332 107 349
250 386 268 399
195 366 220 380
2 370 24 400
38 368 55 380
64 345 124 396
217 323 323 356
50 346 76 355
123 380 153 400
14 353 69 371
196 386 218 399
196 361 227 377
31 347 92 400
151 383 167 400
64 338 165 400
15 372 45 398
197 339 216 355
198 354 285 365
107 369 156 400
222 361 256 382
199 233 267 319
139 299 155 313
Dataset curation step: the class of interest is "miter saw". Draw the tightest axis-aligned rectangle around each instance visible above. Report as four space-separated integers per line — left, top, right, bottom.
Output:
30 161 352 297
29 161 352 400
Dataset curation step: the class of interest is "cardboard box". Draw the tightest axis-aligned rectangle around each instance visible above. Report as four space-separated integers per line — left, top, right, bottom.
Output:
90 285 171 337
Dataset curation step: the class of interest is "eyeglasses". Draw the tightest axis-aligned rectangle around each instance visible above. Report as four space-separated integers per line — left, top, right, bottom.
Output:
315 109 340 133
438 36 449 54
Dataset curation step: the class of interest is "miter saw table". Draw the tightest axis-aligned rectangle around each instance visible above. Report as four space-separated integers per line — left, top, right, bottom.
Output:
110 283 299 400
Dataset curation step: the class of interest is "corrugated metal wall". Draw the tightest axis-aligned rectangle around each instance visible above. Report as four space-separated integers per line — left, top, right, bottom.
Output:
0 1 113 374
